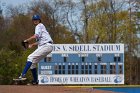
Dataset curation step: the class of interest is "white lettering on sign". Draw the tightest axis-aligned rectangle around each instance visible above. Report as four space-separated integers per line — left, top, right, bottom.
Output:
41 66 52 69
38 75 124 84
40 71 52 75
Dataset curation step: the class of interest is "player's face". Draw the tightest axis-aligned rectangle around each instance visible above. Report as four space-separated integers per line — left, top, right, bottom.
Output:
32 20 40 25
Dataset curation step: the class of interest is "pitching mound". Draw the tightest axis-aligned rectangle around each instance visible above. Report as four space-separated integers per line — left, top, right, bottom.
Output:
0 85 119 93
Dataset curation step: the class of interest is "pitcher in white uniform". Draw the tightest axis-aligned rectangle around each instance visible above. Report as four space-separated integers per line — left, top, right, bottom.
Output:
19 14 53 84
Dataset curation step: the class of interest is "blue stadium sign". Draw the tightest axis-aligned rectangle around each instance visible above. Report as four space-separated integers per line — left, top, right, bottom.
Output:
38 44 124 84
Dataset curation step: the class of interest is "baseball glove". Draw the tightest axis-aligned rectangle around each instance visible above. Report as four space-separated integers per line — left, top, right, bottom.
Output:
21 40 29 49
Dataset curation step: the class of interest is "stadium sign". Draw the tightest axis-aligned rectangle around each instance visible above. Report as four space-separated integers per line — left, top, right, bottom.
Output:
38 44 124 84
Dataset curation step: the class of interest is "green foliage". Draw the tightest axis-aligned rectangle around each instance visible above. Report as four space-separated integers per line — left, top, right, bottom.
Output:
0 48 19 84
0 48 33 84
0 0 76 85
7 41 22 54
85 0 140 85
137 12 140 18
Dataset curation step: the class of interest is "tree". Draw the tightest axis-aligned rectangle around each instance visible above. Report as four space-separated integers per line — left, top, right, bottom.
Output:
83 0 139 84
28 0 76 43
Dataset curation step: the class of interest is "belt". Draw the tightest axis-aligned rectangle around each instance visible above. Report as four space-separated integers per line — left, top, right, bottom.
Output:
39 41 53 46
48 41 53 44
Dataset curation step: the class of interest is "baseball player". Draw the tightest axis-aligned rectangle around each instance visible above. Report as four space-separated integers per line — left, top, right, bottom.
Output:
19 14 53 85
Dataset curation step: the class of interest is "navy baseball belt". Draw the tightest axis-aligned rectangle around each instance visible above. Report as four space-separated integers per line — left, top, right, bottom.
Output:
48 41 53 44
39 41 53 46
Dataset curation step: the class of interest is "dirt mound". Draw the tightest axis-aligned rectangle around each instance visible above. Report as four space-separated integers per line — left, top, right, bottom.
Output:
0 85 116 93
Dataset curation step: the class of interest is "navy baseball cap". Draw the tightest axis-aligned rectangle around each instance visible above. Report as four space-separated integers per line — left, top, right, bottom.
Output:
32 14 41 20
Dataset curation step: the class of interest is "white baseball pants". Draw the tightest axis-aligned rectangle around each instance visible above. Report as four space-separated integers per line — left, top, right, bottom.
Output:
27 43 53 69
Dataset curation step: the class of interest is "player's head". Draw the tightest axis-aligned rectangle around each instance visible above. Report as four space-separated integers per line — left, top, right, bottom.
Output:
32 14 41 25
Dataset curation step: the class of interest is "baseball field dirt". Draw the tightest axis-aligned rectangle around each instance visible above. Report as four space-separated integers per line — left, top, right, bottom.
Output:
0 85 118 93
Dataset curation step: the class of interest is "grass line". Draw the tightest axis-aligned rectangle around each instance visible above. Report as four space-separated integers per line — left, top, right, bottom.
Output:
65 85 140 88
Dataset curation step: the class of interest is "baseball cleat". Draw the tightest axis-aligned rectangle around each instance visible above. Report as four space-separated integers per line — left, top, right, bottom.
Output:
18 74 27 80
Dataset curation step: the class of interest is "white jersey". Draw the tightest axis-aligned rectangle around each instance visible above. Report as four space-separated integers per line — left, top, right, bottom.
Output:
28 23 53 69
35 23 53 46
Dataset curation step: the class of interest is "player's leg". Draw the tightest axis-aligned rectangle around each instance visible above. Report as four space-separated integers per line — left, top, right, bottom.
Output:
19 45 52 82
30 64 38 84
18 50 40 79
28 45 53 83
19 55 38 79
19 61 32 79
